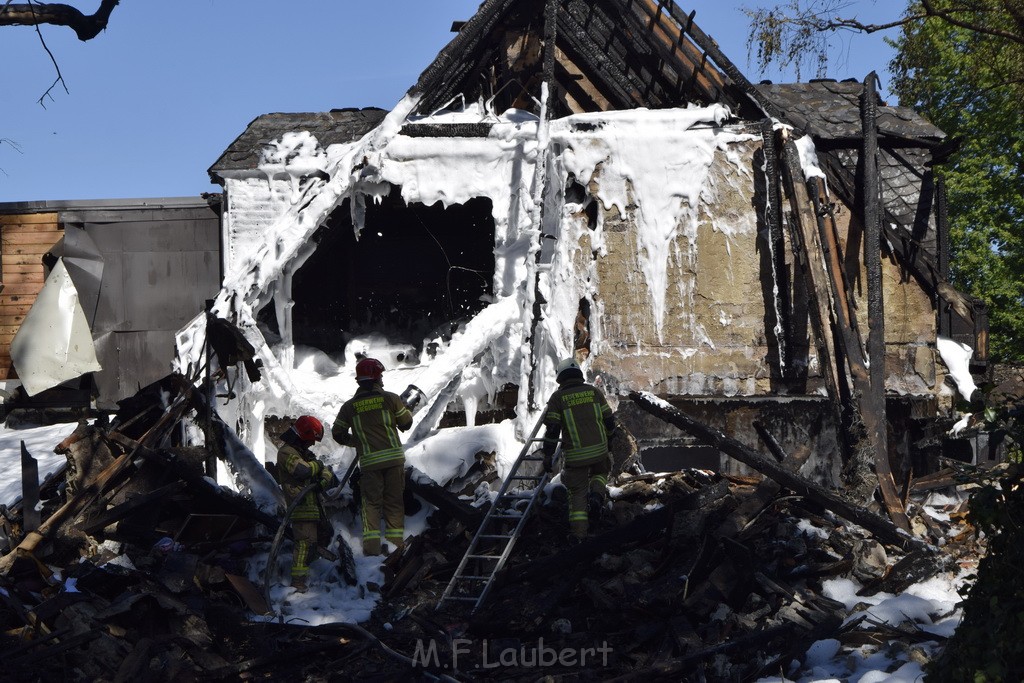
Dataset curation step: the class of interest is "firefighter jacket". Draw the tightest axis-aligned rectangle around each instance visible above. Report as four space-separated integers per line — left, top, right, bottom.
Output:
542 377 616 466
332 383 413 472
277 443 334 521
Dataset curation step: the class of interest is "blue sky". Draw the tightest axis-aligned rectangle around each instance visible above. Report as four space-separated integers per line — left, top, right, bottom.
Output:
0 0 898 202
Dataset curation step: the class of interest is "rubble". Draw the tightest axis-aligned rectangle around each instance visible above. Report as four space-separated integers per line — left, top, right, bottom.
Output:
0 375 986 681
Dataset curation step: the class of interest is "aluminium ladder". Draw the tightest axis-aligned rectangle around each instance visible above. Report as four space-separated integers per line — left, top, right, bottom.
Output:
437 415 552 612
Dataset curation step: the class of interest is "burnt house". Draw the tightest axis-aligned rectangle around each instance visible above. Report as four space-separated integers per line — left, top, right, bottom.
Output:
195 0 983 497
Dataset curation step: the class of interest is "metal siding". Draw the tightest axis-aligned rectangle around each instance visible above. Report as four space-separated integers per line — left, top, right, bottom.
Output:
93 330 176 409
82 211 219 407
119 248 219 330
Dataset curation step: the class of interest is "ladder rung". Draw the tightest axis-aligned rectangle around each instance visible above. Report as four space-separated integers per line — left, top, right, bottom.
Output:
522 456 545 461
509 475 544 481
444 596 480 602
501 493 536 500
457 575 493 581
466 554 502 560
489 514 522 519
478 534 514 539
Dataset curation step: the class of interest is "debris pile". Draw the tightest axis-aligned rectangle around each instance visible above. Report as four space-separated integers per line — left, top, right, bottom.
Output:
0 379 985 681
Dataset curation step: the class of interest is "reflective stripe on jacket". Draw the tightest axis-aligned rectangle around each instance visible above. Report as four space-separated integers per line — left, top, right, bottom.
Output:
277 444 333 521
542 378 614 465
333 385 412 471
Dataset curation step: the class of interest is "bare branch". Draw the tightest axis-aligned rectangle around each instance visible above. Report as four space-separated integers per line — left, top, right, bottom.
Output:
745 0 1024 77
26 1 69 107
0 0 120 41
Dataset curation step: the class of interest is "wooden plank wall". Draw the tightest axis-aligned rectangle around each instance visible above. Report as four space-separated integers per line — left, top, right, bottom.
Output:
0 213 62 379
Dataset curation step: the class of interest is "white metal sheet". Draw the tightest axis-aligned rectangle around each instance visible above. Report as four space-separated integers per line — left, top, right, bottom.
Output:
10 259 102 396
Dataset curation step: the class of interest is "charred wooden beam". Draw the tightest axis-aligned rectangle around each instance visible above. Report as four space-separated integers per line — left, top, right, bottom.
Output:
759 119 789 373
858 73 909 533
621 0 726 104
628 391 929 552
20 442 40 534
753 420 787 463
410 0 520 107
664 3 787 120
399 123 494 138
778 138 843 406
543 0 558 97
558 2 640 109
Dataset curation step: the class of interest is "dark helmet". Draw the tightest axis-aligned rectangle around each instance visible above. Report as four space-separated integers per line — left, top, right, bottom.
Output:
355 357 386 382
293 415 324 443
555 357 584 383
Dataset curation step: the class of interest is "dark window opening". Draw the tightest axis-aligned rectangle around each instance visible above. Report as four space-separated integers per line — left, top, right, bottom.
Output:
288 188 496 357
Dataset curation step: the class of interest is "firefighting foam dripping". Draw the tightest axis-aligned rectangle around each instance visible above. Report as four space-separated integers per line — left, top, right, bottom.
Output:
178 102 761 459
549 106 757 342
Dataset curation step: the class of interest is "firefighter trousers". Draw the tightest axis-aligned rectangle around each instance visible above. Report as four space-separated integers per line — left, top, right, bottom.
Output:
561 455 611 538
290 519 318 583
361 464 405 555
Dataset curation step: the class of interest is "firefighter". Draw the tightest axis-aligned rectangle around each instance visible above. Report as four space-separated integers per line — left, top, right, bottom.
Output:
542 357 617 540
332 358 413 556
276 415 336 592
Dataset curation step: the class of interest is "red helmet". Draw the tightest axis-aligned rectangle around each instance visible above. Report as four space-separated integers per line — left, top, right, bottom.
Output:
293 415 324 443
355 357 385 382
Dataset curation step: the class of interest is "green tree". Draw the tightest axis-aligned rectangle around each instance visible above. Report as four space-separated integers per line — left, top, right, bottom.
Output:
746 0 1024 362
889 4 1024 363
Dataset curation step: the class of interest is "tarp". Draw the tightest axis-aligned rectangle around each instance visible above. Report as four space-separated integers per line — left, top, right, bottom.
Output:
10 259 102 396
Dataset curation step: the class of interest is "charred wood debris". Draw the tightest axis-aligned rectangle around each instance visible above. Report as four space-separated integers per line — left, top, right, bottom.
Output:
0 375 985 682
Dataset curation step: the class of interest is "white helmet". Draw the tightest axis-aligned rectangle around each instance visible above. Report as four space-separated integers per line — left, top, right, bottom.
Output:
555 357 583 383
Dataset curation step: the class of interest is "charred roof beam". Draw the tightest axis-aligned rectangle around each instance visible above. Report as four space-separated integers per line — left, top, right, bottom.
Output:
623 0 729 104
410 0 524 112
654 1 786 120
556 6 638 110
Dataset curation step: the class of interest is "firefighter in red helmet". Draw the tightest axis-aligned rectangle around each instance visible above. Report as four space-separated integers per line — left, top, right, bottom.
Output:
332 358 413 556
276 414 335 592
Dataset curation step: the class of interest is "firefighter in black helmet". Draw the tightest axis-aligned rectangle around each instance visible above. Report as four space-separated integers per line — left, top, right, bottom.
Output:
332 358 413 556
276 415 336 592
541 357 618 540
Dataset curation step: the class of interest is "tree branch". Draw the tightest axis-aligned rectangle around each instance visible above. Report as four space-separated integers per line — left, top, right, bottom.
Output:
0 0 120 41
920 0 1024 45
817 2 1024 46
26 1 70 106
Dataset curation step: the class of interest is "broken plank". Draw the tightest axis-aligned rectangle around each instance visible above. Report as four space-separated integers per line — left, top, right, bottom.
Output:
225 573 271 615
628 391 929 553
